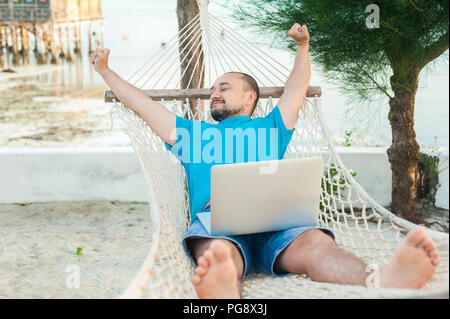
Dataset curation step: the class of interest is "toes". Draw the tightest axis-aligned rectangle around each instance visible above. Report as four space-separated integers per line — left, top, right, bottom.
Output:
197 256 208 269
420 236 436 253
430 250 439 260
432 258 441 267
195 266 207 277
210 240 232 262
191 275 201 286
430 251 440 266
406 226 427 246
203 249 215 266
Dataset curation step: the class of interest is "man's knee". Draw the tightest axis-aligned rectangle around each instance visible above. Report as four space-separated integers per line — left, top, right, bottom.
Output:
275 229 335 274
294 229 336 251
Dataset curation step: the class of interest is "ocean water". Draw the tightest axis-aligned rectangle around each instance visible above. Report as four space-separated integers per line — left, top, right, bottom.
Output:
4 0 449 149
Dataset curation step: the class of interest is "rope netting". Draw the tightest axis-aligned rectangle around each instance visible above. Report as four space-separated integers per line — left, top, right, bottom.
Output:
107 1 448 298
112 97 448 299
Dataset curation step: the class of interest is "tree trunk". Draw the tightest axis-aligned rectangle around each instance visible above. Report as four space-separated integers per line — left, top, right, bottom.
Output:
177 0 205 118
387 67 423 223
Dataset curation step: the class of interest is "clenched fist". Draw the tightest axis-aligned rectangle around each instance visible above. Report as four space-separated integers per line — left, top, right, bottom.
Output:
287 23 309 47
89 48 110 75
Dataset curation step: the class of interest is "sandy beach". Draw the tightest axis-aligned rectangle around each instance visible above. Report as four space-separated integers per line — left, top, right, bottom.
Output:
0 63 131 149
0 201 150 299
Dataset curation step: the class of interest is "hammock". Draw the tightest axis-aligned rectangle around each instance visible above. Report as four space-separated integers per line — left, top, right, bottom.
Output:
107 0 449 298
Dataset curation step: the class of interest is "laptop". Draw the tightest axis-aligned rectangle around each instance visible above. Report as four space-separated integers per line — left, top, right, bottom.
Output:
197 157 323 236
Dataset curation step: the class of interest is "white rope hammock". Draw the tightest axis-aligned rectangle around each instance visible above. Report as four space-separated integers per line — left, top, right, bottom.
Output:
108 0 449 298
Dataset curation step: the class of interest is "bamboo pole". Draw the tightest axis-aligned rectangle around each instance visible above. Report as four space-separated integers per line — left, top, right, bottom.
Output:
104 86 323 103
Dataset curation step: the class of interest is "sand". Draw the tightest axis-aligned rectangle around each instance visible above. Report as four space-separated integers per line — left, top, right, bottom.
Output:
0 201 151 299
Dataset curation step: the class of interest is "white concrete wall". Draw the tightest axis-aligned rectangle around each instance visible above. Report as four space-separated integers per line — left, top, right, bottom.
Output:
0 147 448 209
0 147 149 204
436 149 449 209
331 147 392 207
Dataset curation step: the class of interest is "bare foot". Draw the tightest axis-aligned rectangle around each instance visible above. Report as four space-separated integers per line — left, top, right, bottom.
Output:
380 226 440 289
191 240 240 299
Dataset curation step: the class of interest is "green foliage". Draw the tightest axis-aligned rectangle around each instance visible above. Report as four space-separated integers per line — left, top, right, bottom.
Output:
342 130 353 147
71 247 85 261
321 163 357 211
422 136 449 177
18 203 32 206
229 0 449 100
421 156 441 178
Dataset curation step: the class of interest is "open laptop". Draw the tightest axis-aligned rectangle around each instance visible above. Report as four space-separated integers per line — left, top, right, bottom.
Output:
197 157 323 236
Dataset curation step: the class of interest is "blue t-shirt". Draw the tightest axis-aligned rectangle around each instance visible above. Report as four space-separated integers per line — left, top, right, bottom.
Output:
166 106 294 222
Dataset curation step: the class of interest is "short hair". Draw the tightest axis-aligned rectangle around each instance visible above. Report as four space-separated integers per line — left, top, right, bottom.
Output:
226 72 260 114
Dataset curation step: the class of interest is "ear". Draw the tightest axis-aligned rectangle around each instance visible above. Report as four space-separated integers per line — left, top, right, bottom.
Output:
246 91 257 108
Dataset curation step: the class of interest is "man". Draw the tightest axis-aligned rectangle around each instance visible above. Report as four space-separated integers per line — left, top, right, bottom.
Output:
90 23 440 299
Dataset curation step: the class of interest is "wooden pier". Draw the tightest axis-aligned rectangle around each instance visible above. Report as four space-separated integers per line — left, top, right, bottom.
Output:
0 0 104 67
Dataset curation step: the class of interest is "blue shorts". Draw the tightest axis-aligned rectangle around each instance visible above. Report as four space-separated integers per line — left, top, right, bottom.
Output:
182 207 335 277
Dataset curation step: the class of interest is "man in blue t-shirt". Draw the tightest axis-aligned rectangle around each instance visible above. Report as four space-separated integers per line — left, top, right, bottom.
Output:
91 23 440 299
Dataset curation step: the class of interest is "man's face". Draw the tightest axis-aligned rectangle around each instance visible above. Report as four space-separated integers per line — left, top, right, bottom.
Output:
209 73 253 122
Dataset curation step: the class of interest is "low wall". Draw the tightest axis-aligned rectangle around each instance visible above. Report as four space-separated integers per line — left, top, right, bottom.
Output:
0 147 448 209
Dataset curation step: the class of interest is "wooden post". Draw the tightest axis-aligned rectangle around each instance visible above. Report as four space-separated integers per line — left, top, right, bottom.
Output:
58 24 65 58
0 26 4 67
42 24 50 63
177 0 205 117
21 25 29 62
11 25 21 66
66 24 75 62
49 23 60 65
74 23 80 55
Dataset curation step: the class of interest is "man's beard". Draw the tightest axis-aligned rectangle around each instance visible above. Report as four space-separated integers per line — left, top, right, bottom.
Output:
211 104 241 122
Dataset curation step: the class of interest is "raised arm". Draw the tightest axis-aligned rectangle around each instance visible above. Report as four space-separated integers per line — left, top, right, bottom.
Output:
277 23 311 130
90 48 177 146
